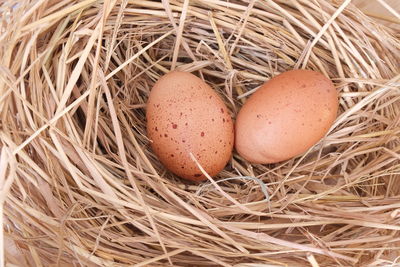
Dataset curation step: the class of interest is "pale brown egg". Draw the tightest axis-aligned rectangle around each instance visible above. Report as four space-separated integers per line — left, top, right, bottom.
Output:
146 71 234 182
235 69 338 164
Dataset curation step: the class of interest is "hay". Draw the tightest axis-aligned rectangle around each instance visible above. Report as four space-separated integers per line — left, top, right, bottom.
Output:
0 0 399 266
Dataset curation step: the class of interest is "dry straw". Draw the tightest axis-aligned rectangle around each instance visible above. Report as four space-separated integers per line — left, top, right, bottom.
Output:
0 0 399 266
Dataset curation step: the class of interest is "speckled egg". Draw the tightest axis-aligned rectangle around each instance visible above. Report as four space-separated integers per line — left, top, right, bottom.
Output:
235 69 338 164
146 71 234 182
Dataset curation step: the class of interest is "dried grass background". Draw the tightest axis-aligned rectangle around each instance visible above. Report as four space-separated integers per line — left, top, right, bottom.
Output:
1 0 400 266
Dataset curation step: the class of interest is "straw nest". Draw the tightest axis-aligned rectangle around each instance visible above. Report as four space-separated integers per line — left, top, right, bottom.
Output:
1 0 400 266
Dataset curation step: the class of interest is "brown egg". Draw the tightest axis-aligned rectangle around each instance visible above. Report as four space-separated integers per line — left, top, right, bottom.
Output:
146 71 234 182
235 69 338 164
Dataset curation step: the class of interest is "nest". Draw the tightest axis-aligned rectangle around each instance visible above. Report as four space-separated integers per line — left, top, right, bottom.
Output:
1 0 400 266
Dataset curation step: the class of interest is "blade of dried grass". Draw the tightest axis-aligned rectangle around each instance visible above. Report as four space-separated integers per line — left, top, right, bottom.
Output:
208 11 233 70
162 0 196 61
301 0 352 68
171 0 189 70
377 0 400 20
223 225 356 263
307 253 320 267
228 0 256 56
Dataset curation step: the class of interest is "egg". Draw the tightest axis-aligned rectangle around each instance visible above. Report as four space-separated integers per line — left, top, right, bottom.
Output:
146 71 234 182
235 69 338 164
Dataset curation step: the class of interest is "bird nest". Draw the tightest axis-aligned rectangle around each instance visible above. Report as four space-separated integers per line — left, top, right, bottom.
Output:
1 0 400 266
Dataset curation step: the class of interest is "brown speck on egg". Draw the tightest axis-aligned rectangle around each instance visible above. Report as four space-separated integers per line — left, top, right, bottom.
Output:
201 132 205 137
164 134 168 137
172 123 178 129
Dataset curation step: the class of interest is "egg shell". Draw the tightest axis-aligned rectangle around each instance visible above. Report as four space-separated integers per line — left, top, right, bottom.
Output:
146 71 234 182
235 69 338 164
